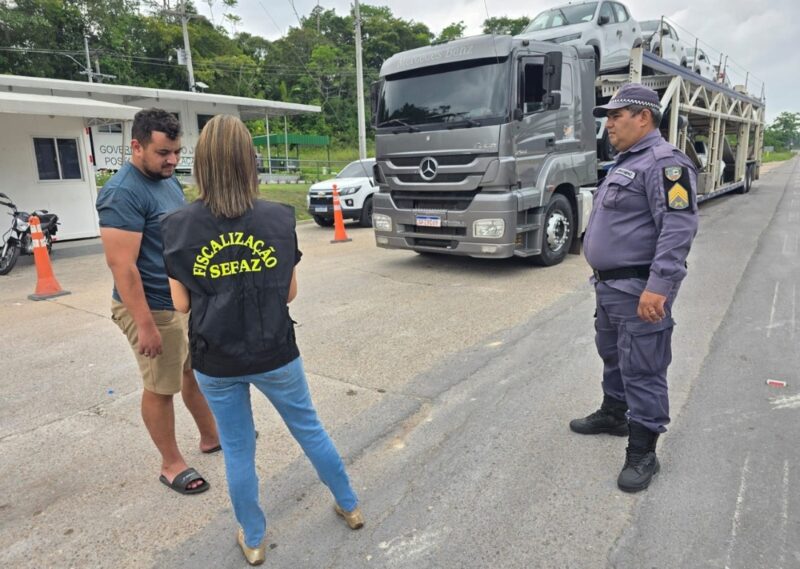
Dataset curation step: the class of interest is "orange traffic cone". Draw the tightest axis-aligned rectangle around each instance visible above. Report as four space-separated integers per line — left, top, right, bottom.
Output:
27 215 70 301
330 185 352 244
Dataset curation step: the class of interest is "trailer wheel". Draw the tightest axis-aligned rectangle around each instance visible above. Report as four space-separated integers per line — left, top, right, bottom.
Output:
744 165 753 193
532 194 573 267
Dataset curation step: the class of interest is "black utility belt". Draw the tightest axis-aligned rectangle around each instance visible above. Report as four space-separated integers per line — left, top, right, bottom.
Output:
592 265 651 281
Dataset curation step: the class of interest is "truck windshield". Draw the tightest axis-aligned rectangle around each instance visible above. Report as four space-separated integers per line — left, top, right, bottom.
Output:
523 2 598 31
378 57 510 129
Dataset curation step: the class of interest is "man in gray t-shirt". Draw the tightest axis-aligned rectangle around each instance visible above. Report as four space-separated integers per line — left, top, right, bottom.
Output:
96 108 219 495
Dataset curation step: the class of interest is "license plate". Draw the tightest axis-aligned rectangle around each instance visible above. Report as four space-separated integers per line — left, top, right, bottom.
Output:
314 206 328 213
415 215 441 228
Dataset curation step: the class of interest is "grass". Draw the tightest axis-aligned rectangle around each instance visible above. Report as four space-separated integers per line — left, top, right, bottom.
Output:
763 151 795 163
183 183 312 220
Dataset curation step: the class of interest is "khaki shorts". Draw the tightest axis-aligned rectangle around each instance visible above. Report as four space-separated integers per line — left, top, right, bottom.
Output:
111 300 191 395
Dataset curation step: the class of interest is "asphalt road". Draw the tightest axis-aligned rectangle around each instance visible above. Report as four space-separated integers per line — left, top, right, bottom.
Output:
0 158 797 569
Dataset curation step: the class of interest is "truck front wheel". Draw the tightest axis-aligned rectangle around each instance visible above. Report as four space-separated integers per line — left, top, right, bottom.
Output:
532 194 574 266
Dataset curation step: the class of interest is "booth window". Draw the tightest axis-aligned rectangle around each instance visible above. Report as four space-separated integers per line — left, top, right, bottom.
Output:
197 114 215 131
33 138 82 181
96 123 123 133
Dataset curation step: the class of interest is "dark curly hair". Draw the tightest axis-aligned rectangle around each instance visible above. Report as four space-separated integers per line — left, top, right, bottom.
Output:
131 108 182 145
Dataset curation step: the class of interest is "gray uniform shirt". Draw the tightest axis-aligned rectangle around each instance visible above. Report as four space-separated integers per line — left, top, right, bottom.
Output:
584 130 699 298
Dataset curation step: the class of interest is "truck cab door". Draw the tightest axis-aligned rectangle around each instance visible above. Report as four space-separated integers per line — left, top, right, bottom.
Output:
513 54 562 191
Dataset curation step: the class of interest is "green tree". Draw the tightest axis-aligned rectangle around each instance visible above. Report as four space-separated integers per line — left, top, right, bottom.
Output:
436 21 466 43
482 16 531 35
764 112 800 150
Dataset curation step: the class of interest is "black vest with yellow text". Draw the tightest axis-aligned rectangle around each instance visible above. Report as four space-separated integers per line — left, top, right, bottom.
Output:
161 200 301 377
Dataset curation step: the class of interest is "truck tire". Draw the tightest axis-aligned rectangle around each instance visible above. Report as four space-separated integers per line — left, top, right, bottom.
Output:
532 194 574 266
744 165 753 193
313 215 334 227
359 197 374 227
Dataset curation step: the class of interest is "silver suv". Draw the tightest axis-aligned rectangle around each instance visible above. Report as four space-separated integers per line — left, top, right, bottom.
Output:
517 1 641 73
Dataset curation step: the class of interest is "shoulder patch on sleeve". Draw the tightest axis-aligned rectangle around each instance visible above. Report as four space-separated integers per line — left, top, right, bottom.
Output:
663 165 694 212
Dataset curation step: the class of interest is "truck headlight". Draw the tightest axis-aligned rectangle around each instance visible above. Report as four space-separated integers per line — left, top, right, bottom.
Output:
550 33 582 44
373 214 392 232
337 185 361 195
473 219 505 238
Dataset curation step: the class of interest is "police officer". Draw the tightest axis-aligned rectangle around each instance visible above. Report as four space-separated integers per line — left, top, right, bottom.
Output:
571 84 699 493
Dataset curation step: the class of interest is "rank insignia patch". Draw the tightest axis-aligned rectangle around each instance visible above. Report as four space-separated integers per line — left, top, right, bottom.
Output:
668 183 690 210
663 165 694 212
664 166 682 182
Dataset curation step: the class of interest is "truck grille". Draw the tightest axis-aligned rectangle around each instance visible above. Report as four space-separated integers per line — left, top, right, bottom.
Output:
405 225 466 236
391 190 478 211
396 173 469 184
411 238 457 249
389 154 489 167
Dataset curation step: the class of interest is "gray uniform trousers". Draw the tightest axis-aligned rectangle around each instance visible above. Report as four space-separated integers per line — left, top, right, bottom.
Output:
594 282 675 433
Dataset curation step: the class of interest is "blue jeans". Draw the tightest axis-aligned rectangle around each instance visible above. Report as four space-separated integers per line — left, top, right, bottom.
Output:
194 357 358 547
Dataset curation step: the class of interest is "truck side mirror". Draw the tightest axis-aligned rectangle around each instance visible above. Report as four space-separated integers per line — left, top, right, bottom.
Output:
369 81 382 127
544 92 561 110
513 108 524 121
597 15 610 25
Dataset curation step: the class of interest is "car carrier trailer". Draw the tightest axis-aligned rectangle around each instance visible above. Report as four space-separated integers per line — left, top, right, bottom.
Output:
370 35 765 265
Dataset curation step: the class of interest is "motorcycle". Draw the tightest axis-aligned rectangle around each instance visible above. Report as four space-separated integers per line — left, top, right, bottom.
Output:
0 192 60 275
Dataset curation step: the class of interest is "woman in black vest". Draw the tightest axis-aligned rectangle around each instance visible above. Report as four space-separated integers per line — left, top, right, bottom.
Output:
161 115 362 566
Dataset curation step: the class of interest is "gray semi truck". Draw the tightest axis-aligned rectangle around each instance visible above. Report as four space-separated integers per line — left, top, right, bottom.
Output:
370 34 764 265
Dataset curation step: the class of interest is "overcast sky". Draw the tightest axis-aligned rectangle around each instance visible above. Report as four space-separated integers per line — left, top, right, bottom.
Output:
194 1 797 122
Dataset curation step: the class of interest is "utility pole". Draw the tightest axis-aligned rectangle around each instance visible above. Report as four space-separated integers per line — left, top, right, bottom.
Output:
180 3 196 91
354 0 367 160
83 36 93 83
166 1 197 91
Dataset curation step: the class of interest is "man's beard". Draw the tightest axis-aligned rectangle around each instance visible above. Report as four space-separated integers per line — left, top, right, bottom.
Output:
142 165 172 180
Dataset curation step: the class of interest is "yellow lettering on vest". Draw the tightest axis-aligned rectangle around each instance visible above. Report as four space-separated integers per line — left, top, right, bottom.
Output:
193 265 206 277
244 235 255 250
209 264 221 278
250 258 261 271
219 262 231 276
201 246 212 260
238 259 252 272
234 232 244 245
210 239 222 253
195 254 209 266
253 239 265 254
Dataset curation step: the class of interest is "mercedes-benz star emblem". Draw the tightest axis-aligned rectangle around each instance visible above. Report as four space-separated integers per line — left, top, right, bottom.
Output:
419 157 438 181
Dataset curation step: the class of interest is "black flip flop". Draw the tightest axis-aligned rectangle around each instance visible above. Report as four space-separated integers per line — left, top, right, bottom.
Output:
159 467 210 495
202 430 259 454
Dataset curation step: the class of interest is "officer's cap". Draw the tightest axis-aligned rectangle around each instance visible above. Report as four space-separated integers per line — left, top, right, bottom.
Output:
593 84 661 118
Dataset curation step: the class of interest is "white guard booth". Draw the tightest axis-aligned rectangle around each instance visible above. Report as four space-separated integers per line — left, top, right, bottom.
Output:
0 91 139 240
0 74 320 240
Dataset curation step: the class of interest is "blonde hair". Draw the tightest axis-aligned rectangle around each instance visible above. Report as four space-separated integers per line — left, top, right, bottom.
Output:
194 114 259 218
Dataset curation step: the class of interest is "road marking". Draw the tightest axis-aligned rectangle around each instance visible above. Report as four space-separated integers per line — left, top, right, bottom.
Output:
724 453 750 569
779 460 789 569
781 234 798 255
767 282 780 338
771 394 800 410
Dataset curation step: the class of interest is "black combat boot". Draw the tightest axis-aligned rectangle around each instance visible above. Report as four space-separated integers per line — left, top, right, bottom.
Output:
569 394 628 436
617 421 660 493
